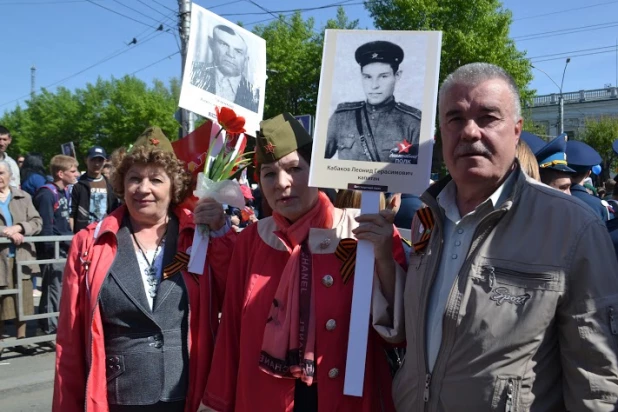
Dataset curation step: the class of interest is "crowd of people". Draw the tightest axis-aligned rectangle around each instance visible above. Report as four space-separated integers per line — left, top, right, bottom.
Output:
0 62 618 411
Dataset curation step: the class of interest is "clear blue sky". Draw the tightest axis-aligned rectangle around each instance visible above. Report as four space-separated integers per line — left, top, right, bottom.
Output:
2 0 618 113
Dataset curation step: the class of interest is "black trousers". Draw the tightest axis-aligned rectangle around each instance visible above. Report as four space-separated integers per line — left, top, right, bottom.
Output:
294 380 317 412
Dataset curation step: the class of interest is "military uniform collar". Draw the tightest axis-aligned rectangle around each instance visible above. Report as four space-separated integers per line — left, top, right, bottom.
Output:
365 96 396 113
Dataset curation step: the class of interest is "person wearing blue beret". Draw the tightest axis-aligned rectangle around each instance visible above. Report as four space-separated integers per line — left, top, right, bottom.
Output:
535 133 575 194
566 140 613 221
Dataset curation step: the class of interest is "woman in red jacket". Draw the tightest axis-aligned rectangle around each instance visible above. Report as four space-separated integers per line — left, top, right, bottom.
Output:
200 113 406 412
53 127 234 412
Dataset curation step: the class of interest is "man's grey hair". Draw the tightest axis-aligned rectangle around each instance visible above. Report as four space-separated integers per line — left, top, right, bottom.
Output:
438 62 522 121
0 160 12 176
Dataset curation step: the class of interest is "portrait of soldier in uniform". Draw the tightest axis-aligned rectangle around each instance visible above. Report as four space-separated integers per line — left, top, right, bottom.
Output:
324 40 422 164
190 24 260 113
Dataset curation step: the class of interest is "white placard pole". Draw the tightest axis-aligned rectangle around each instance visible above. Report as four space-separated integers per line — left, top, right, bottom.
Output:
344 190 380 397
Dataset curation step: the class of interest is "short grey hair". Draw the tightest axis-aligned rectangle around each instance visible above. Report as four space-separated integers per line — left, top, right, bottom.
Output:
438 62 522 121
0 160 12 176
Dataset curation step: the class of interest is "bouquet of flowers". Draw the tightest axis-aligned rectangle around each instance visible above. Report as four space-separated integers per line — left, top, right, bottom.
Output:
188 106 253 274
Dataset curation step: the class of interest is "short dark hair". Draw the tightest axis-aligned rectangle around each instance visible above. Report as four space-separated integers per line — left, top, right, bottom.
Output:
212 25 247 49
0 125 10 136
361 62 400 75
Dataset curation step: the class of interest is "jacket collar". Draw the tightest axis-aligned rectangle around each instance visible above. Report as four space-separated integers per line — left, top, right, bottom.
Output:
422 161 526 215
93 204 196 243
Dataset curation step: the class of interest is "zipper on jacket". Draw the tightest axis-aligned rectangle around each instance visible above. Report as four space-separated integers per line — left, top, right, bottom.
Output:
423 373 432 402
505 378 514 412
483 265 554 283
609 306 618 335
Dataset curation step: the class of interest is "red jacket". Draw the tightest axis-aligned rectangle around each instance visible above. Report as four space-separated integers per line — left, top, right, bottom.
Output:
53 205 235 412
203 209 407 412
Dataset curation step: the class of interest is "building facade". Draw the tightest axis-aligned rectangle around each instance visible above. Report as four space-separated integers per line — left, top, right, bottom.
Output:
527 87 618 139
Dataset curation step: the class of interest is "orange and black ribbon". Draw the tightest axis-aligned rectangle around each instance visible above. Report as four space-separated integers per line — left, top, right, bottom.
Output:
412 208 435 252
163 251 190 280
335 238 357 284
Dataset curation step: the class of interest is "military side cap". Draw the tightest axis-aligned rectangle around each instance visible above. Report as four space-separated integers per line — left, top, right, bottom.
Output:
612 139 618 155
519 131 545 155
566 140 602 172
355 41 404 68
256 113 312 164
535 134 575 173
130 126 174 154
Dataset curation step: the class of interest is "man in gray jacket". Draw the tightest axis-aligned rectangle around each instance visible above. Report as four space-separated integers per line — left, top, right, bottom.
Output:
373 62 618 411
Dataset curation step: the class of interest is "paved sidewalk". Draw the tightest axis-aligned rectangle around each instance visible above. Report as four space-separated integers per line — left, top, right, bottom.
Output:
0 348 54 412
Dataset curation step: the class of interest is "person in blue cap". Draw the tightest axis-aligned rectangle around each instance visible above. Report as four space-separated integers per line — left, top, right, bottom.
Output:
519 131 545 154
324 40 422 164
566 140 613 221
535 133 575 195
607 139 618 259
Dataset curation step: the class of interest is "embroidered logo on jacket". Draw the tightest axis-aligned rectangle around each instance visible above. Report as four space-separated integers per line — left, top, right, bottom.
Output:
490 287 531 306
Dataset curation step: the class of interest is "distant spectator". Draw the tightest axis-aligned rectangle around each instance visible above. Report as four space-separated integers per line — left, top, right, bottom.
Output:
20 153 49 197
516 139 540 181
69 146 119 233
101 162 112 179
33 155 78 342
16 155 24 169
605 179 616 200
0 126 20 188
0 160 42 358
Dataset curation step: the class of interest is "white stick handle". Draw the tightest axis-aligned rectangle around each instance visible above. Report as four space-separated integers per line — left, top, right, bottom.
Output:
343 191 380 396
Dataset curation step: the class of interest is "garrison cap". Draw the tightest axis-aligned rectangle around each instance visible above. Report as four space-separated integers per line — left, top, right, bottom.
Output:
355 41 404 69
535 133 575 173
130 126 175 155
566 140 602 173
256 113 312 164
519 131 545 154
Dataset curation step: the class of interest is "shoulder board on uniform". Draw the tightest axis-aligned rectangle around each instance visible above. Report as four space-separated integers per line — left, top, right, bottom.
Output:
395 102 422 120
335 101 365 112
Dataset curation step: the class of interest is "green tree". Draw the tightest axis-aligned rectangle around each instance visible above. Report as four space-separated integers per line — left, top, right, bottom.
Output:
365 0 533 100
0 76 180 163
365 0 534 176
581 116 618 181
253 7 358 119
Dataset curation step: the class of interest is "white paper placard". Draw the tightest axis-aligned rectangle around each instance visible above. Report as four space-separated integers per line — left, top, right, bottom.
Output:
309 29 442 194
344 191 380 396
179 3 266 134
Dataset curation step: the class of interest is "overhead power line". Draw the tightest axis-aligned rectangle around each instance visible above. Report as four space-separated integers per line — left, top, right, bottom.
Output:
109 0 168 25
151 0 175 13
131 51 180 75
0 29 167 109
84 0 155 28
514 0 618 22
531 49 618 64
515 19 618 41
221 1 366 16
528 44 618 61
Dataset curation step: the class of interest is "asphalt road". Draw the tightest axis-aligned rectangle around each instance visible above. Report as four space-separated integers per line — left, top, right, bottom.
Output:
0 348 54 412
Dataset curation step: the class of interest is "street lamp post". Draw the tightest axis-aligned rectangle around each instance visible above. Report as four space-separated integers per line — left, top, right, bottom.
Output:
532 58 571 134
559 58 571 134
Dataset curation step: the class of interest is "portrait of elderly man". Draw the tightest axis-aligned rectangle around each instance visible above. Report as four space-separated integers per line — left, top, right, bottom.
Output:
372 62 618 410
190 24 259 112
324 40 421 164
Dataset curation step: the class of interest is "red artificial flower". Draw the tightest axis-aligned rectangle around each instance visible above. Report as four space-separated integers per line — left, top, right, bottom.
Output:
216 106 246 134
150 138 160 146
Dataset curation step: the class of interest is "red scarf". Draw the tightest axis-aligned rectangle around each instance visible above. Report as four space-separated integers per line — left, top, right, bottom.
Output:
259 191 334 385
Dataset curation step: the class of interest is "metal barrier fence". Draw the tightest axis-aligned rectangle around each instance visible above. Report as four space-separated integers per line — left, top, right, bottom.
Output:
0 235 73 349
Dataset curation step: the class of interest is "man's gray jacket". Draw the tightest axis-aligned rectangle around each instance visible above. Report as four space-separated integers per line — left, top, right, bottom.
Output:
373 167 618 411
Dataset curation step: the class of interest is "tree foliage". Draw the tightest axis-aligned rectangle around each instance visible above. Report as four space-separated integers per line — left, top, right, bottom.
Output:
253 7 358 119
365 0 533 101
581 116 618 181
0 76 180 163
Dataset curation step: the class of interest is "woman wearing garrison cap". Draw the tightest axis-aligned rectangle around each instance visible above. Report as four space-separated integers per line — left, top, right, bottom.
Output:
200 113 407 412
53 127 235 412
